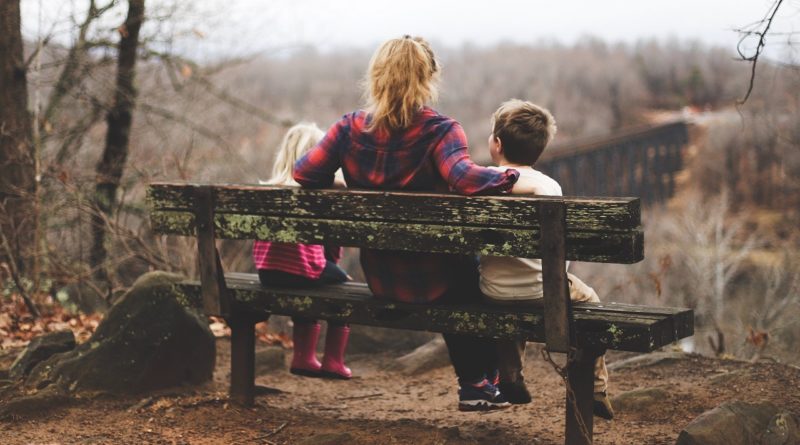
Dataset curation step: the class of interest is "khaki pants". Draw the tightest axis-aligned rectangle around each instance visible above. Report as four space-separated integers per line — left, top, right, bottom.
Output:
492 273 609 394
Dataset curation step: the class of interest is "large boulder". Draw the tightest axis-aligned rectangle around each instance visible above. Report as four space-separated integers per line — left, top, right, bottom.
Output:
345 325 435 354
607 351 688 371
762 412 800 445
268 317 435 355
25 271 215 394
9 330 76 380
393 337 450 375
676 401 779 445
611 387 669 413
255 346 286 375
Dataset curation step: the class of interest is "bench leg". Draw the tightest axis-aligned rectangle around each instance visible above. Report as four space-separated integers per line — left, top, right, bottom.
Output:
565 348 601 445
228 312 260 406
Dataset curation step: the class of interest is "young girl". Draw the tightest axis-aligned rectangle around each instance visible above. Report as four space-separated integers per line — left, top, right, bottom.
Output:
253 123 352 379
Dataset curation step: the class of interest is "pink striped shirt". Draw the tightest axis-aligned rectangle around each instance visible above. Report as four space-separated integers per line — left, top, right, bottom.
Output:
252 241 342 279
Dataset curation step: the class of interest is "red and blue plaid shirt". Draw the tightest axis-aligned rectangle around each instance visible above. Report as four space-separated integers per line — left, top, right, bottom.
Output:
294 107 519 303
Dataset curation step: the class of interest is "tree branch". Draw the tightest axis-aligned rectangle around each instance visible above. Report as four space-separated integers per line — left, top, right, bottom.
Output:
0 203 41 318
736 0 786 105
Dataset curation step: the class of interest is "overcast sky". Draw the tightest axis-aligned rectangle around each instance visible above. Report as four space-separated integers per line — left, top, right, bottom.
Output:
22 0 799 61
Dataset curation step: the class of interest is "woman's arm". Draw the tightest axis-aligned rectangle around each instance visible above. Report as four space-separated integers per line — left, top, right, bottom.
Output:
432 122 519 195
293 117 350 188
487 166 562 196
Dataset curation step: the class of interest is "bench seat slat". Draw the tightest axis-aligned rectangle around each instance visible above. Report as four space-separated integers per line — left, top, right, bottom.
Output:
150 210 644 263
148 182 641 232
175 274 692 353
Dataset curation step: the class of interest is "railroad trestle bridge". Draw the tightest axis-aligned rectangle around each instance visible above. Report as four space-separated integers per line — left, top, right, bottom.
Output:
537 120 690 205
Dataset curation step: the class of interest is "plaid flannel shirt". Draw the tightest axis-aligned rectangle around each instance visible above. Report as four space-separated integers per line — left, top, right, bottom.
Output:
294 107 519 303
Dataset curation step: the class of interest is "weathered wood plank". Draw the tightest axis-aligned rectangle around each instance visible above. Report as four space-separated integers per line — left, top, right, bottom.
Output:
150 210 644 263
228 313 256 406
148 183 641 232
565 348 600 445
540 201 573 352
171 277 693 353
194 186 229 316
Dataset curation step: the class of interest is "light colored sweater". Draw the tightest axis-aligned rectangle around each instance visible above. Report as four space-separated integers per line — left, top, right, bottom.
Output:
479 166 565 300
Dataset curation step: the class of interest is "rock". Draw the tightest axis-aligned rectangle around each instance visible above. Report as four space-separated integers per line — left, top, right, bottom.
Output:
762 412 800 445
9 330 76 380
0 385 70 419
265 315 293 335
255 346 286 375
393 337 450 375
296 433 353 445
607 351 688 371
345 325 435 354
676 401 779 445
611 387 669 413
25 271 215 394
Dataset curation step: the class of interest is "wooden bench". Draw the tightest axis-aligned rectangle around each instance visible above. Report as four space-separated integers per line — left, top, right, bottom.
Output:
147 182 693 445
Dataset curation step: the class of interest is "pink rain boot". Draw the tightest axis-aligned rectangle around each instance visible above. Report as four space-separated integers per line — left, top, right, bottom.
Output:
321 324 352 379
290 321 322 377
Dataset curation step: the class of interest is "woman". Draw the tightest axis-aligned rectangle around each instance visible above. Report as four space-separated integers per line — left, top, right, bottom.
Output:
293 36 519 411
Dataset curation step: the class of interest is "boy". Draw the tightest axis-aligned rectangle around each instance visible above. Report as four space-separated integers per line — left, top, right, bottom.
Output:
482 99 614 420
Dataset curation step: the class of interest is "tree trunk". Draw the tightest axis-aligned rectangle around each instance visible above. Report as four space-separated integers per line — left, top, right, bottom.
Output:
0 0 36 276
90 0 145 291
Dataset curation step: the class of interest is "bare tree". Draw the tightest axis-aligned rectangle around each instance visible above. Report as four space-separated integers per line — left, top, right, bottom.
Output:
89 0 146 291
663 190 760 355
0 0 36 277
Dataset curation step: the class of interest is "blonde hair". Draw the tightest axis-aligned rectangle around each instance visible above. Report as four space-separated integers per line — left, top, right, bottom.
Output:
491 99 557 165
267 123 325 186
365 36 440 132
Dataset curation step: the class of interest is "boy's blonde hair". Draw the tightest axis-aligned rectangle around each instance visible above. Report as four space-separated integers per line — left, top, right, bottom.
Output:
491 99 557 165
365 35 440 132
267 123 325 186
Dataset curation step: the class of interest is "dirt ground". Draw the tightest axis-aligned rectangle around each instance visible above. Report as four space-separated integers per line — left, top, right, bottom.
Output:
2 339 799 445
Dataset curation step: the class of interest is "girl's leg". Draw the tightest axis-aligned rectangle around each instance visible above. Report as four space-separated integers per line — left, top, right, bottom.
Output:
258 269 317 288
321 323 352 379
257 271 323 376
290 317 322 376
318 260 349 285
315 261 352 378
258 262 346 288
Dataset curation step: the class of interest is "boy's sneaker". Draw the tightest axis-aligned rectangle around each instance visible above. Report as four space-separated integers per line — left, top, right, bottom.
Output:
593 391 615 420
458 379 512 412
498 379 532 405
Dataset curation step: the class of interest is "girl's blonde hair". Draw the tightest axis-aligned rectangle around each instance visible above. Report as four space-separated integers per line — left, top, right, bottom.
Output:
267 122 325 186
365 35 440 133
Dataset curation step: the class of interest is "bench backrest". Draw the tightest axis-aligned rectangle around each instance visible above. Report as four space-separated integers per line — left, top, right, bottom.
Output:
148 181 644 353
148 182 643 263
